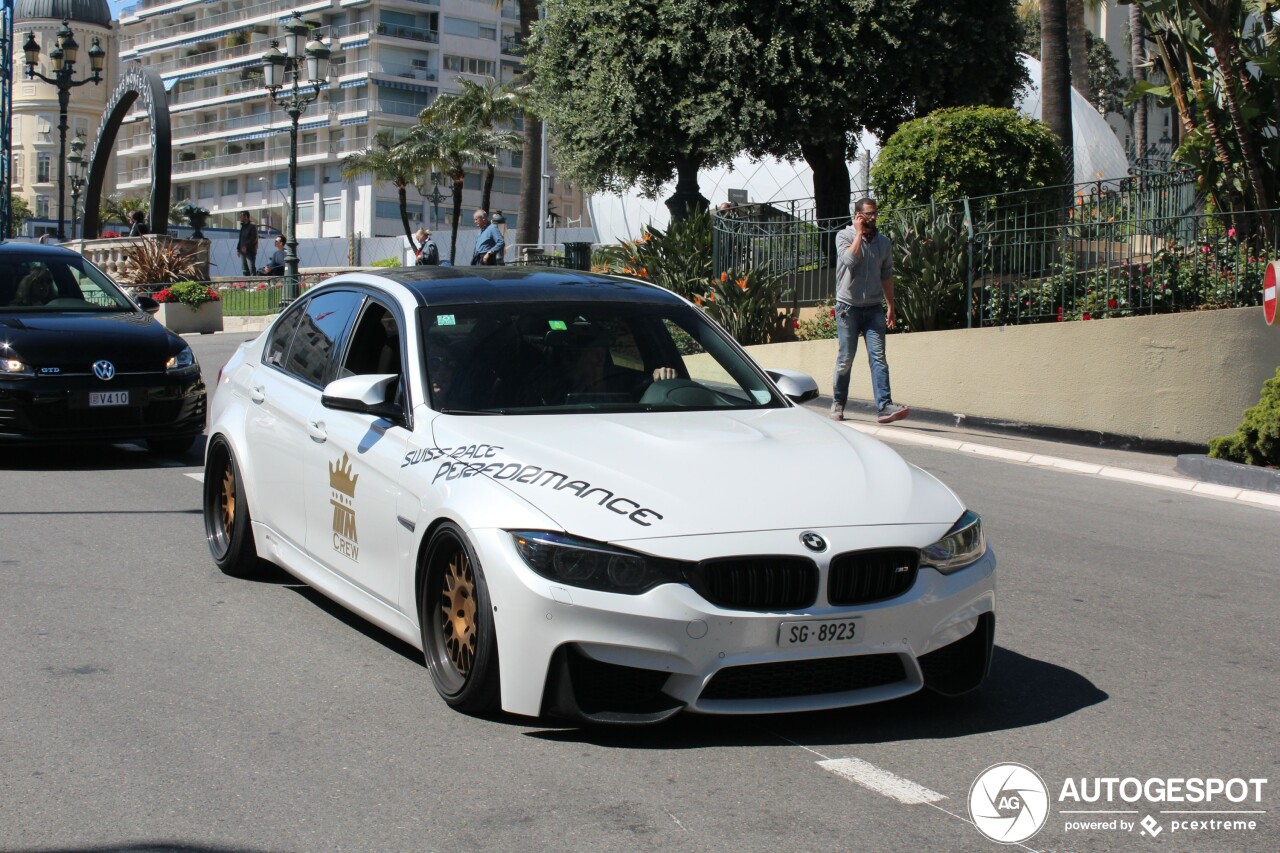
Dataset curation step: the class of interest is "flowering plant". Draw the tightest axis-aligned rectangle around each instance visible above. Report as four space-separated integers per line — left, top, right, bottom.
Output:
178 201 210 218
154 280 221 306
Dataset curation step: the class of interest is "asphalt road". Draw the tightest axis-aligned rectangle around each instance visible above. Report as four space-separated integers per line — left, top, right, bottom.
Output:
1 333 1275 853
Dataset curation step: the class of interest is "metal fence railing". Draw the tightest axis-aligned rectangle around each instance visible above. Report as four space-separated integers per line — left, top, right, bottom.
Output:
707 166 1272 329
129 273 333 316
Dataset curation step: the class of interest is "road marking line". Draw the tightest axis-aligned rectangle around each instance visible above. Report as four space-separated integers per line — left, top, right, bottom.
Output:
817 757 947 804
186 473 204 483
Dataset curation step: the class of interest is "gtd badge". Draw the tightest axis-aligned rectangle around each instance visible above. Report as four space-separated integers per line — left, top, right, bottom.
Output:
93 360 116 381
969 763 1050 844
40 366 61 375
799 531 827 552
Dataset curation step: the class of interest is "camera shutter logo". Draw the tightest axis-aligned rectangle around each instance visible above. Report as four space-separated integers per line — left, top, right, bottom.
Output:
969 763 1050 844
93 360 115 381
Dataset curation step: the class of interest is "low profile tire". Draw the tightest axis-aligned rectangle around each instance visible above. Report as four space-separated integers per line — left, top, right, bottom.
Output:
148 434 198 457
203 438 264 578
420 523 500 713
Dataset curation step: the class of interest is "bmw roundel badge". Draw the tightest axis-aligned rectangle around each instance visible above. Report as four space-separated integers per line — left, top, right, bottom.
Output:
800 531 827 552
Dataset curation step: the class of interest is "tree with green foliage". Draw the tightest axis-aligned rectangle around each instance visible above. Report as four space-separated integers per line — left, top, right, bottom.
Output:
399 122 492 263
1018 2 1128 116
870 107 1065 208
9 195 33 236
1123 0 1278 224
742 0 1027 227
421 76 524 215
341 130 425 246
530 0 761 220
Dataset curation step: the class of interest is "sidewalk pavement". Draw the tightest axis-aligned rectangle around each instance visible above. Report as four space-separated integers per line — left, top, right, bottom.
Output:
804 398 1280 513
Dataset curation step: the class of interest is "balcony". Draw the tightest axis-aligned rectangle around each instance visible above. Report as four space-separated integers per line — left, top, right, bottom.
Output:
500 34 526 56
120 0 330 52
373 23 439 44
117 137 366 186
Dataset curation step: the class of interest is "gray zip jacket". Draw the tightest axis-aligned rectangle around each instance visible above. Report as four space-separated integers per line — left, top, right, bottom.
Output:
834 227 893 307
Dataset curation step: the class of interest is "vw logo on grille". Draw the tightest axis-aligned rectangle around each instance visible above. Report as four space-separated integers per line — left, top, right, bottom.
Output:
799 531 827 552
92 360 116 381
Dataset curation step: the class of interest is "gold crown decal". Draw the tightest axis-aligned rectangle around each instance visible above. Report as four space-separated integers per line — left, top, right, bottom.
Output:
329 452 359 497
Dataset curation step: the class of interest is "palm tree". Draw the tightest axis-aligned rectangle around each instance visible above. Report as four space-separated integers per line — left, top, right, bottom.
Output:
1040 0 1073 192
401 122 492 263
1130 2 1147 158
503 0 543 249
340 129 423 246
420 75 525 214
1066 0 1094 104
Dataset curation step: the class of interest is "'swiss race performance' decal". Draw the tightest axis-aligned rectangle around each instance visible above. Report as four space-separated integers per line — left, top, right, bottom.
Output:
403 443 663 527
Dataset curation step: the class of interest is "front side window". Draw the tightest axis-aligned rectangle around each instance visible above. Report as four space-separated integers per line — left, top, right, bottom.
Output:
281 290 364 387
421 301 782 414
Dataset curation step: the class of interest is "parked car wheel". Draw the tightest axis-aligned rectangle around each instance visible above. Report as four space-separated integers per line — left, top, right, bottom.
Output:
203 439 263 577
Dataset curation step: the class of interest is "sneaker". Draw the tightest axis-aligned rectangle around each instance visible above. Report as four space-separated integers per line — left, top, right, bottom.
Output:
877 403 910 424
830 402 844 421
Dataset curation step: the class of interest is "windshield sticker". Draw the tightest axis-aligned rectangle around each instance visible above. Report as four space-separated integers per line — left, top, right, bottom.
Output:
548 320 567 330
329 452 360 562
436 314 456 326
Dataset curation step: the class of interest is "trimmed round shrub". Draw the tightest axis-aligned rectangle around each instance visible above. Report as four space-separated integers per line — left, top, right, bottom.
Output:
871 106 1065 208
1208 366 1280 467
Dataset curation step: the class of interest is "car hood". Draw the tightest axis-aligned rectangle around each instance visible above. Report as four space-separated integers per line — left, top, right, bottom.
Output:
429 407 964 542
0 311 180 368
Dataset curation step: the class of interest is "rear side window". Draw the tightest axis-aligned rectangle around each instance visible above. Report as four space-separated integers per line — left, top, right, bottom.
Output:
265 300 307 368
281 290 364 387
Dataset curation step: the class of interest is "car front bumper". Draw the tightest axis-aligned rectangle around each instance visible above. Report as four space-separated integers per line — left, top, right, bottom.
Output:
0 372 206 444
470 527 997 722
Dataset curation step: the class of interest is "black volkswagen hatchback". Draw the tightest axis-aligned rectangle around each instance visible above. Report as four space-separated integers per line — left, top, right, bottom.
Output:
0 243 206 454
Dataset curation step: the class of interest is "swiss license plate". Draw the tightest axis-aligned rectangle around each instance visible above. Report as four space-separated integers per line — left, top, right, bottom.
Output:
779 618 859 647
89 391 130 407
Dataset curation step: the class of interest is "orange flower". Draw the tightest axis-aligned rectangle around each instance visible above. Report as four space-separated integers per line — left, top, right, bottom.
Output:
640 267 648 277
720 271 728 282
708 292 716 301
694 295 703 306
736 277 748 290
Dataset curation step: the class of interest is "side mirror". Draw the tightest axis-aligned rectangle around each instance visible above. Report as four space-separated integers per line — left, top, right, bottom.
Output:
135 295 160 315
321 373 403 421
765 368 820 404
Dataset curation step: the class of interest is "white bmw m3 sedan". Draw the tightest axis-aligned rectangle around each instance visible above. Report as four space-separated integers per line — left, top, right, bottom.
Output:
203 267 995 724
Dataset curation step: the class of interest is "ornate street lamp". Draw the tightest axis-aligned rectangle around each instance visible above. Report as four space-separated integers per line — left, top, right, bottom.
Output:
260 14 331 303
23 20 105 240
427 172 445 234
67 137 87 240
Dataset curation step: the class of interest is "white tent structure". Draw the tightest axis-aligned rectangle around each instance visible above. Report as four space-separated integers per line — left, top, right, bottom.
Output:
586 54 1128 245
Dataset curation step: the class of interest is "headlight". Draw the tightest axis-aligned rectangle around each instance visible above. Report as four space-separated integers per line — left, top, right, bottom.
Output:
510 530 685 594
166 346 197 373
0 357 34 378
920 510 986 574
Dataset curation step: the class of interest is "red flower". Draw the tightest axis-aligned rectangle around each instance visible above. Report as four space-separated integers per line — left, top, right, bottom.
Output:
1107 298 1117 309
830 309 836 317
1083 313 1092 320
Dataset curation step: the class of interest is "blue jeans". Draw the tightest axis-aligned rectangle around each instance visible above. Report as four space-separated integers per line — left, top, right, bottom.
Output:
832 303 893 411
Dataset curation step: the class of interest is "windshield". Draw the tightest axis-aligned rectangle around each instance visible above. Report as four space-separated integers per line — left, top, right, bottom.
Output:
0 253 137 312
421 301 785 414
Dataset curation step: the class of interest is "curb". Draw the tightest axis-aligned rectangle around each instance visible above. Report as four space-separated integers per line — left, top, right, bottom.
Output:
1175 454 1280 496
825 397 1208 457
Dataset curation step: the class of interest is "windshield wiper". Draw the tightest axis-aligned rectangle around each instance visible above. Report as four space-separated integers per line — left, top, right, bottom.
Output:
438 407 507 415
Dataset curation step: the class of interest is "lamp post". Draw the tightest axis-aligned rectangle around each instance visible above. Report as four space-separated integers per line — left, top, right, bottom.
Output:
427 172 445 234
260 14 331 304
23 20 105 241
67 137 86 240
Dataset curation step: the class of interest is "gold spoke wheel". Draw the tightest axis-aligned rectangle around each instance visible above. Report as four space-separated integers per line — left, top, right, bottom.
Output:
439 552 477 676
220 466 236 533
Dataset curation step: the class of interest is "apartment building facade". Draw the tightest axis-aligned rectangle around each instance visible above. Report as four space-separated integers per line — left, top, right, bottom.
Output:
114 0 586 244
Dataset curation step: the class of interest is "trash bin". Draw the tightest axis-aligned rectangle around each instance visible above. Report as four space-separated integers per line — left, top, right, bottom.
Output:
562 241 592 271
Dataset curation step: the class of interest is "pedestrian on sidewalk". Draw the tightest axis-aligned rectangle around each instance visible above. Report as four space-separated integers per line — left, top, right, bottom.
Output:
237 212 259 276
830 198 909 424
470 210 505 266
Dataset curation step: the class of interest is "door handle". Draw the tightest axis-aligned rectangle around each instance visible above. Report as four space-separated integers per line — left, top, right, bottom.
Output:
250 384 265 403
307 420 327 443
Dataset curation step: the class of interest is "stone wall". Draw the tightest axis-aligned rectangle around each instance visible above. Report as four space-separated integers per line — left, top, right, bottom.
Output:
745 307 1280 446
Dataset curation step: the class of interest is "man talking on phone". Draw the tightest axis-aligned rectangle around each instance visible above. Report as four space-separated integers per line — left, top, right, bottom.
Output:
829 198 909 424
